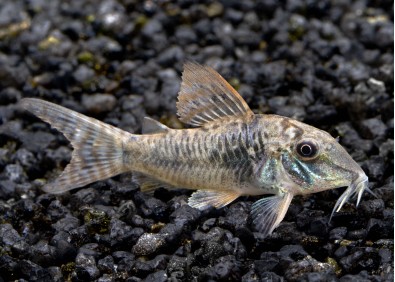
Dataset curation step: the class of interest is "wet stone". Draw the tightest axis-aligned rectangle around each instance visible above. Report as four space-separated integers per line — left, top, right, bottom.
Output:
141 19 162 37
0 223 30 256
69 188 100 209
0 87 21 105
51 238 77 264
284 255 335 281
329 227 348 241
360 118 387 139
362 156 386 181
109 218 143 247
73 65 95 84
138 196 168 220
366 218 390 241
204 255 242 281
132 233 166 256
144 270 168 282
360 199 385 217
0 180 16 199
3 163 27 183
169 204 200 228
82 93 117 114
334 246 348 259
0 255 17 280
258 271 283 282
46 266 63 282
30 240 58 266
73 253 100 280
97 255 115 274
52 216 80 233
15 259 52 281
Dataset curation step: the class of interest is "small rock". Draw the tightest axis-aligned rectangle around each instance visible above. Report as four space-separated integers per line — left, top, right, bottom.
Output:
360 199 385 217
73 253 100 280
144 270 167 282
30 240 57 266
284 255 335 281
109 218 143 247
360 118 387 139
82 94 117 114
0 87 21 105
98 255 115 274
132 233 166 256
141 19 162 37
3 163 27 183
73 65 95 84
329 227 348 241
15 259 52 281
169 205 200 228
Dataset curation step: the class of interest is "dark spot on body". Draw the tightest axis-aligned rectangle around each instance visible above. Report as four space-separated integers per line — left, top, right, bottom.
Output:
174 144 180 155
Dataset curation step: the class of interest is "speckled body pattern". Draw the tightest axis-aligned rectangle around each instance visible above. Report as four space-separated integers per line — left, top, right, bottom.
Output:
128 114 342 196
20 63 374 238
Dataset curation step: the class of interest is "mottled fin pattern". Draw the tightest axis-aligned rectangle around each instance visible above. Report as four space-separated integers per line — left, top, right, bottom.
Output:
176 62 254 127
251 193 293 238
188 190 240 210
132 173 176 194
142 117 169 134
20 98 131 194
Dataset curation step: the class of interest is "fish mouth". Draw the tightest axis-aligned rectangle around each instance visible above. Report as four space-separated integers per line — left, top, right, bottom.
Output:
329 173 377 222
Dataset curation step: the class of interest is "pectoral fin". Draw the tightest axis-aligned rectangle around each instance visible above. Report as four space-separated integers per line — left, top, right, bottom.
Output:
188 190 240 210
251 193 293 238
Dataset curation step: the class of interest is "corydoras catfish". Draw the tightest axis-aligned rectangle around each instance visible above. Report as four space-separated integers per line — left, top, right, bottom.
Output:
20 63 376 238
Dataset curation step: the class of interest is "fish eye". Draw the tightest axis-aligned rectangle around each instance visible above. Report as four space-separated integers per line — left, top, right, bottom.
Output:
296 140 318 159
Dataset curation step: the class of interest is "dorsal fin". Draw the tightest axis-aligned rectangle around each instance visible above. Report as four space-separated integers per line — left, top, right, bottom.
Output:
176 62 254 127
142 117 169 134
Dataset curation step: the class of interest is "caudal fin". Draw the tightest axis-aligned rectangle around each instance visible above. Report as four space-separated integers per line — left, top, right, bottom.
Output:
20 98 131 194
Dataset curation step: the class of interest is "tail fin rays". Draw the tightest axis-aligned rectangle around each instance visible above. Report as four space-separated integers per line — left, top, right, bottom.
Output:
20 98 131 194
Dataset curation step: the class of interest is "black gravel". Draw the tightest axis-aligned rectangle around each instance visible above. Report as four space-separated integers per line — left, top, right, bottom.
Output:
0 0 393 281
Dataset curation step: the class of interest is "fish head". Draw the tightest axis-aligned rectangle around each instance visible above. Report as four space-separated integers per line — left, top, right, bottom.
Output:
280 121 369 200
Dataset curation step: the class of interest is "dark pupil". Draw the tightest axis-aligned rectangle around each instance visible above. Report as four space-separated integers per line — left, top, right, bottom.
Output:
301 144 312 155
297 142 316 157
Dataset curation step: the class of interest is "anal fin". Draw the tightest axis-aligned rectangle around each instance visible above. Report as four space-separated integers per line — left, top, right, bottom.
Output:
188 190 240 210
251 193 293 238
133 173 176 194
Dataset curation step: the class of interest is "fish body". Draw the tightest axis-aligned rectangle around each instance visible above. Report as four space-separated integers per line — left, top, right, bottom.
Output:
20 63 375 238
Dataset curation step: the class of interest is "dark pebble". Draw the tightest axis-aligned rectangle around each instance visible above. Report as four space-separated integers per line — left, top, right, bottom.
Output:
132 233 166 256
73 252 100 280
30 240 58 266
360 118 388 139
360 199 385 217
82 93 117 114
362 156 386 181
15 259 52 282
3 163 27 183
97 255 115 274
138 195 168 220
169 204 200 228
0 87 21 105
109 218 144 247
329 227 348 241
143 270 168 282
